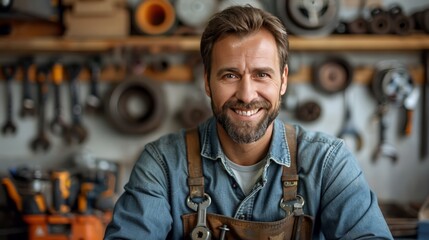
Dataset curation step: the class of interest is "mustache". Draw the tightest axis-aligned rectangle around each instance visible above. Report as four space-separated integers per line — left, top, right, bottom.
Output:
223 99 271 110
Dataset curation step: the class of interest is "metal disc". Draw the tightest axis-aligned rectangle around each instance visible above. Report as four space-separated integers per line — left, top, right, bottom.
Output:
105 77 166 134
313 57 353 94
175 0 218 29
372 61 413 106
295 100 322 122
276 0 339 36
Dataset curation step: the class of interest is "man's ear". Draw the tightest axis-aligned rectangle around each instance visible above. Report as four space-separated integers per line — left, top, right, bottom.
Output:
280 64 288 95
204 72 211 97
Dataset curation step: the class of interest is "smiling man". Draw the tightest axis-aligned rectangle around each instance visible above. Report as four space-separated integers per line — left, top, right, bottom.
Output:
104 5 392 240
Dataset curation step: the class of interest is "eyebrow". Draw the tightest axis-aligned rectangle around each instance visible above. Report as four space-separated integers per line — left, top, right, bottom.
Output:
215 67 275 78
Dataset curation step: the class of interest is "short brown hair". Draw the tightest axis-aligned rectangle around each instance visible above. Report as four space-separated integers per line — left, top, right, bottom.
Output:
200 5 289 80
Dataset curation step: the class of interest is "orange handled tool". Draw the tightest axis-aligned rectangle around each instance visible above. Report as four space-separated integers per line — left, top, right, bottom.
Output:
50 170 71 214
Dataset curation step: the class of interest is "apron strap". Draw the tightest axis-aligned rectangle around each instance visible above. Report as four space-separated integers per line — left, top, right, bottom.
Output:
185 128 205 199
185 124 298 201
282 124 298 202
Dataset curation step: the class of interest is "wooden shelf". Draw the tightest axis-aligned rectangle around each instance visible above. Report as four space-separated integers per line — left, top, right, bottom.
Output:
289 34 429 51
0 34 428 53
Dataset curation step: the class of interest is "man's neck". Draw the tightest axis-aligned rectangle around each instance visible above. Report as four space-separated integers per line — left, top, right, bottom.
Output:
217 123 273 166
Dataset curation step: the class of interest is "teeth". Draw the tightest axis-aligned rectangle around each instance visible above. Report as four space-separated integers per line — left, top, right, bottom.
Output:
235 109 258 116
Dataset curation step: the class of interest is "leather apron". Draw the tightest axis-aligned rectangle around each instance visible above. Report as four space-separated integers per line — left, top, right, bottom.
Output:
181 125 314 240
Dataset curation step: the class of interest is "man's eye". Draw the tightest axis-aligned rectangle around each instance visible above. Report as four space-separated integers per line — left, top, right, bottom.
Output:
257 73 269 78
224 74 237 79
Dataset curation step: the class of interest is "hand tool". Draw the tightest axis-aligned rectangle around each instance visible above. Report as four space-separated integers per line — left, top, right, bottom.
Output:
374 61 417 136
50 62 68 136
85 58 103 114
64 64 87 144
218 225 229 240
402 86 419 136
2 176 47 215
187 194 212 240
50 170 72 214
95 171 116 212
77 182 95 214
275 0 339 36
372 105 397 163
1 64 17 135
1 177 23 212
19 57 37 117
337 91 363 151
30 66 51 152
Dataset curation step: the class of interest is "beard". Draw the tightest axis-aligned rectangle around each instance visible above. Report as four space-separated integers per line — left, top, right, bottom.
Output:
212 96 281 144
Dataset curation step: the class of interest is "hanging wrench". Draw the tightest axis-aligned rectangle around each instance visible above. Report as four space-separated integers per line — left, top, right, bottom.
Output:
373 105 397 162
85 57 103 114
20 57 36 117
1 64 17 135
30 66 50 152
50 62 68 136
337 91 363 151
186 194 212 240
64 64 87 144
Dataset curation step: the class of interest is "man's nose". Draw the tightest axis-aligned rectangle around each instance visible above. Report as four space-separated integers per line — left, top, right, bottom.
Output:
235 76 258 103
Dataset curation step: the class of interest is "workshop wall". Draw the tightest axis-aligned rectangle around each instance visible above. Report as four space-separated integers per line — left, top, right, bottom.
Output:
0 0 428 208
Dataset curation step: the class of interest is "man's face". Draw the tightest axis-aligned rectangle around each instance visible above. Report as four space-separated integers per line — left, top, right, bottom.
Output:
205 29 288 144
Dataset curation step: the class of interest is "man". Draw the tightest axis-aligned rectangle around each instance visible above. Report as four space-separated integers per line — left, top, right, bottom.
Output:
104 5 392 239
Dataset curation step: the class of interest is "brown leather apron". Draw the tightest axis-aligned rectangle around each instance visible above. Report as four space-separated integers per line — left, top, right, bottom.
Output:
182 125 314 240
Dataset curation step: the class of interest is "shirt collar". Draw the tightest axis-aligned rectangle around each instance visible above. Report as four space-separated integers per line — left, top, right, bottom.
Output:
200 117 291 167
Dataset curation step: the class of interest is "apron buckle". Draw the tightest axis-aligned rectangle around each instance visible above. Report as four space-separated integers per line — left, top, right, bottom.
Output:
280 195 305 216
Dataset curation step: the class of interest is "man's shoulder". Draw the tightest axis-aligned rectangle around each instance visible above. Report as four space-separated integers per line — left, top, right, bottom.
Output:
294 124 343 147
146 130 186 152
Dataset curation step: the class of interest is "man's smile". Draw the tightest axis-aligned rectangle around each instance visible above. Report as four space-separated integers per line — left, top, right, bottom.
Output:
233 108 261 117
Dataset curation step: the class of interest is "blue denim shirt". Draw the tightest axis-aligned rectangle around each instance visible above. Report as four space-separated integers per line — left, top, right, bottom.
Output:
105 117 393 239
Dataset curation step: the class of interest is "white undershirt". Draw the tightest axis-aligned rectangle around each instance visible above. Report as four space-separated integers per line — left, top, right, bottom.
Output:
225 157 266 195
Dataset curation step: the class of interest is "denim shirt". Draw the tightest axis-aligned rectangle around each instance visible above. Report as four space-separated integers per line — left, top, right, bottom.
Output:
104 117 393 240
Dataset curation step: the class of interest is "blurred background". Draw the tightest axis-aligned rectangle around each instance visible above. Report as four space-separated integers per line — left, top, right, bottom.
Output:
0 0 428 239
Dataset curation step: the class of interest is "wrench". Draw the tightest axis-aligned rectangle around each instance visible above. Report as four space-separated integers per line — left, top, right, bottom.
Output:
64 64 87 144
85 58 103 114
20 57 36 117
50 63 68 136
373 105 397 162
187 194 212 240
30 66 50 152
1 64 17 135
338 91 363 151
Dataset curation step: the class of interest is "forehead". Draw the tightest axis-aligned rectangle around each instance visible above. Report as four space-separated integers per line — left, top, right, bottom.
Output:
211 29 279 67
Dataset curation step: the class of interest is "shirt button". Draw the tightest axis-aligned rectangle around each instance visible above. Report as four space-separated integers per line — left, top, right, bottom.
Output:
240 214 245 219
232 183 237 188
